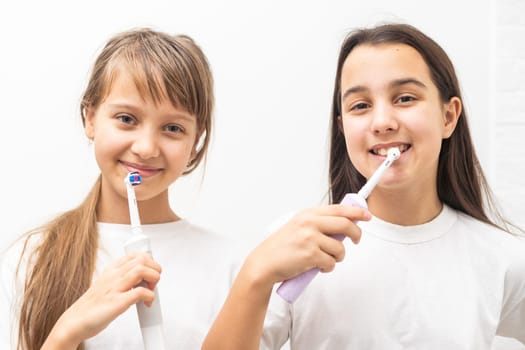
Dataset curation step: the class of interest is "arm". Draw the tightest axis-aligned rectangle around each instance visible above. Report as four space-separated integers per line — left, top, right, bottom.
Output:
41 252 162 350
202 259 274 350
202 204 371 350
496 245 525 345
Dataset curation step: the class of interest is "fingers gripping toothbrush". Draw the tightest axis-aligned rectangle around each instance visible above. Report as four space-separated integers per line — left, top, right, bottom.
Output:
124 172 167 350
276 148 401 303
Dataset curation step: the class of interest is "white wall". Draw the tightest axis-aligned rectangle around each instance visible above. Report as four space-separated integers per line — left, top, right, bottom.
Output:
490 0 525 230
0 0 495 252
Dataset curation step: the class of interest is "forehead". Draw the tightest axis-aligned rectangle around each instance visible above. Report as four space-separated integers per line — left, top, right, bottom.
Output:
104 67 148 101
341 43 432 88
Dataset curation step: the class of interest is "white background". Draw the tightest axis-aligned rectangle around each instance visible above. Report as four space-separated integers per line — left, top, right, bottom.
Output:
1 0 524 349
0 0 493 250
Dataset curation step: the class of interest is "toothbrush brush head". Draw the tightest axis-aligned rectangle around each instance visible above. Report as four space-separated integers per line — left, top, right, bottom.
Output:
388 147 401 161
127 172 142 186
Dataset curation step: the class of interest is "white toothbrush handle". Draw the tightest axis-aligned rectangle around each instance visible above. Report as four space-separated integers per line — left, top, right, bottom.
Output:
124 235 167 350
276 193 367 303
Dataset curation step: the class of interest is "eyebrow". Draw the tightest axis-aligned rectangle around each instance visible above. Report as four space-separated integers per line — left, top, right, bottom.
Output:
341 78 427 101
108 102 141 112
390 78 427 90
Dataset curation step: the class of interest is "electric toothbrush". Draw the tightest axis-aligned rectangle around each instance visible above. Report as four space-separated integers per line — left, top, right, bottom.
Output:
276 147 401 303
124 172 167 350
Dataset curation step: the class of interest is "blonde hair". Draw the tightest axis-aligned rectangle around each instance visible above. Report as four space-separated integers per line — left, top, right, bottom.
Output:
17 28 215 350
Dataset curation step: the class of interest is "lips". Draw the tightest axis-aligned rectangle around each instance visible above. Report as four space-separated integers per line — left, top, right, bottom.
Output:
120 161 162 177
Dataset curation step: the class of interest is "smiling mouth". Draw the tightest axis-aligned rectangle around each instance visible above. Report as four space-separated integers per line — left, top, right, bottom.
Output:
371 144 410 156
120 161 162 177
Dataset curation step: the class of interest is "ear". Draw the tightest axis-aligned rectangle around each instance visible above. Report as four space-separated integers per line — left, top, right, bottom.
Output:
190 130 205 162
442 96 462 139
83 107 96 140
189 148 197 164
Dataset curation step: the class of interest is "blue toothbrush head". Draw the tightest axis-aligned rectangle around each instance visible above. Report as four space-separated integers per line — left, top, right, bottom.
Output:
127 171 142 186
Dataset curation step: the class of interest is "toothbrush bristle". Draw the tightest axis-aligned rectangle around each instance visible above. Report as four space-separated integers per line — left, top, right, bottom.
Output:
128 172 142 186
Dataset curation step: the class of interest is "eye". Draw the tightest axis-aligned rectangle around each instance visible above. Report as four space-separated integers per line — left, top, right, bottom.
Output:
350 102 370 111
117 114 136 125
164 124 184 133
396 95 416 104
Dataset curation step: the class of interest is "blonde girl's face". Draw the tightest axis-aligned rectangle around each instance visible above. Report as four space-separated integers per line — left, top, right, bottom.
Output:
84 67 199 206
339 43 460 194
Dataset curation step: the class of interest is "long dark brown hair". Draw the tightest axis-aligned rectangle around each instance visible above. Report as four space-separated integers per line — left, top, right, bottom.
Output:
17 28 214 350
329 23 512 232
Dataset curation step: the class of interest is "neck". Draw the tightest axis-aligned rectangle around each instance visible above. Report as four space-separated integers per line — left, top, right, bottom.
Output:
96 180 178 224
366 187 442 226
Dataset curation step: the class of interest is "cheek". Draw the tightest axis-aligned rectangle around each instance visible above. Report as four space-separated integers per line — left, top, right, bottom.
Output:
92 129 128 160
342 118 367 154
406 121 444 163
341 118 371 177
408 117 443 145
93 139 117 166
163 142 194 165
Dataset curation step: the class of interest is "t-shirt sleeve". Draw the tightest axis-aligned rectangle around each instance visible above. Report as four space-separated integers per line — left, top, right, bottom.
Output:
496 238 525 344
260 287 292 350
0 235 40 350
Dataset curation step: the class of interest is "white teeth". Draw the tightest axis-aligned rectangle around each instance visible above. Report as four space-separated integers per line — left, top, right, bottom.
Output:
376 148 389 156
374 144 408 156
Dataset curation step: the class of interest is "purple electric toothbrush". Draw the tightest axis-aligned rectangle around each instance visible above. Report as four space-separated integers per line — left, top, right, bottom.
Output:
276 147 401 303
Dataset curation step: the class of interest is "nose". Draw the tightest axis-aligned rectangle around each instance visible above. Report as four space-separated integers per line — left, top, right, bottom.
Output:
370 103 399 135
130 129 160 159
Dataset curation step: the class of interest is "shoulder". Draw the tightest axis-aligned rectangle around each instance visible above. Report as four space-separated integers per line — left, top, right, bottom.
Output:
453 209 525 267
0 232 43 311
455 209 525 246
1 232 43 278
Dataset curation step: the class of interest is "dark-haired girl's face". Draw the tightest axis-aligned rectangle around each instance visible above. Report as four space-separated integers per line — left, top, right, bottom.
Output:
339 43 460 205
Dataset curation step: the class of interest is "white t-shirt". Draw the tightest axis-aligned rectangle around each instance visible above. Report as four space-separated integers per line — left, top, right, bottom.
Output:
262 205 525 349
0 220 241 349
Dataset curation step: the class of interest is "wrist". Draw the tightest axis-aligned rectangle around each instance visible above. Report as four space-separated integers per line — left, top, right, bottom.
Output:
240 255 277 294
42 318 82 350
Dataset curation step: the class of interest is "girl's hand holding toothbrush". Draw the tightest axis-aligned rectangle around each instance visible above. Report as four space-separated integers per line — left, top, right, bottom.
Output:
42 252 161 350
240 205 371 292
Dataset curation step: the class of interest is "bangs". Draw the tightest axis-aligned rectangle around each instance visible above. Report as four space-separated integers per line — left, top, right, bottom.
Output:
99 34 213 125
102 54 180 109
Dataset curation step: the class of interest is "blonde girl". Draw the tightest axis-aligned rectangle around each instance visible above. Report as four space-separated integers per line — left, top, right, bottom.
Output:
1 28 237 350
